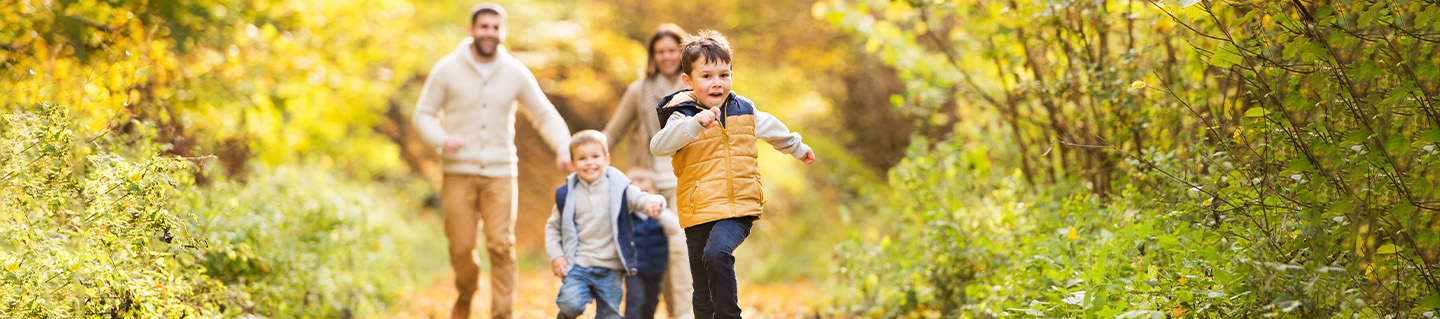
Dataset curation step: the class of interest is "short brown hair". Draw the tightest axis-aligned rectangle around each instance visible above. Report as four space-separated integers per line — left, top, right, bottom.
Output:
680 29 732 76
645 24 689 78
470 3 507 26
569 130 608 158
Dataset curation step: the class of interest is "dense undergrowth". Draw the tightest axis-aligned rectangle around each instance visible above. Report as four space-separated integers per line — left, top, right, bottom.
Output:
825 0 1440 317
1 103 444 317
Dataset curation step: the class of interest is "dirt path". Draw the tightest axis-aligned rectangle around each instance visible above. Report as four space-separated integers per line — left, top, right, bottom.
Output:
386 269 822 319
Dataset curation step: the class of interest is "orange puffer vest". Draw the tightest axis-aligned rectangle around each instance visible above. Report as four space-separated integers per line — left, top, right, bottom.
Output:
656 90 763 228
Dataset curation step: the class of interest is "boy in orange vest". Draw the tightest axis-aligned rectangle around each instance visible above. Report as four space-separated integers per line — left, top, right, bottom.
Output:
648 30 817 319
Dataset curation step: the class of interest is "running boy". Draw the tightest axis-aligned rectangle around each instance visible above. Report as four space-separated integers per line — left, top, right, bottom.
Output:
648 30 817 319
546 130 667 319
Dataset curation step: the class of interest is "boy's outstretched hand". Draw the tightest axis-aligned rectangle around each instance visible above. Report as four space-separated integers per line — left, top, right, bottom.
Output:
550 257 568 278
800 150 816 165
645 199 664 217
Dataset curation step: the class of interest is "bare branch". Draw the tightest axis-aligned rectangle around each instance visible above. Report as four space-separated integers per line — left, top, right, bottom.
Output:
0 41 24 52
1145 0 1228 41
917 7 1005 107
67 16 119 33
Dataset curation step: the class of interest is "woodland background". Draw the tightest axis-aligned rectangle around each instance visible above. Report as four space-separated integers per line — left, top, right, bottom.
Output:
3 0 1438 317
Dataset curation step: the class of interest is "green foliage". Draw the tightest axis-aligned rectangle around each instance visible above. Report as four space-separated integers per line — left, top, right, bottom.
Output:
186 165 445 318
2 103 223 317
1 102 443 318
1167 0 1440 316
826 0 1440 317
829 135 1396 318
821 0 1197 197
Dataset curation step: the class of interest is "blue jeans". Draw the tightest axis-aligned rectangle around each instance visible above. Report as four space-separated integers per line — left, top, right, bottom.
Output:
556 266 625 319
685 216 754 319
624 273 663 319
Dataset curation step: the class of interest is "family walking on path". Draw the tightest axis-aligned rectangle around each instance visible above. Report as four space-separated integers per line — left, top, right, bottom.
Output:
411 3 816 319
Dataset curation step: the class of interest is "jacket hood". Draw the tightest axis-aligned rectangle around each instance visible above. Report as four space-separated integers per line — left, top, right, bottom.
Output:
657 90 741 128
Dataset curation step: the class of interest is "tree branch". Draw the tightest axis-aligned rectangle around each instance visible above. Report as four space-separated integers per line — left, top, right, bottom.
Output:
67 16 120 33
0 41 24 52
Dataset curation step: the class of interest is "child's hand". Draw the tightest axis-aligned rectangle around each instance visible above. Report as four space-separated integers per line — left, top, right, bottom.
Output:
550 257 568 278
695 107 721 128
800 150 816 165
645 199 664 217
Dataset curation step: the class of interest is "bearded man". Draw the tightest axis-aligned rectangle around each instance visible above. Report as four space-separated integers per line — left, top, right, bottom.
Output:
411 3 574 319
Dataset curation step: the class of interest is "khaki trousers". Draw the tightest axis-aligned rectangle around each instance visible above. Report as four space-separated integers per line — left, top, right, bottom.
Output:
443 174 517 319
658 188 695 319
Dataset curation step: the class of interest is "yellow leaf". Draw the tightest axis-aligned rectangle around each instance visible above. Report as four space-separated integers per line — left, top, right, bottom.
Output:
1066 226 1077 239
1130 80 1147 89
1155 17 1176 33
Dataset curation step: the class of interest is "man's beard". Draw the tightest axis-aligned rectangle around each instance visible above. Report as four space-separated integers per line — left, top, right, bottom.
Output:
473 38 498 58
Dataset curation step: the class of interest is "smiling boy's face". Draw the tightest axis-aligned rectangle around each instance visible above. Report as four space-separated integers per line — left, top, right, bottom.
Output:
571 143 609 183
682 59 732 109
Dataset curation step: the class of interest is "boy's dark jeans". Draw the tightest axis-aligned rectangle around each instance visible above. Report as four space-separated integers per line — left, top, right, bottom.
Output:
624 273 663 319
685 216 755 319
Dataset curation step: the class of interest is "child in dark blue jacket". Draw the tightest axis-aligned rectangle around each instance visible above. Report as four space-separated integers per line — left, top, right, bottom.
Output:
624 168 676 319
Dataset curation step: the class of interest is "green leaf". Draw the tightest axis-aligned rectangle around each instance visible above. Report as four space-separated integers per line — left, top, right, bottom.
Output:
1347 129 1372 145
1331 199 1354 217
1158 235 1180 249
1418 9 1438 30
1358 9 1376 28
1395 202 1416 216
1421 293 1440 309
1244 107 1269 118
1420 229 1440 248
1210 47 1244 68
1282 40 1304 60
1287 158 1312 171
1422 129 1440 143
1388 135 1411 156
1376 244 1400 254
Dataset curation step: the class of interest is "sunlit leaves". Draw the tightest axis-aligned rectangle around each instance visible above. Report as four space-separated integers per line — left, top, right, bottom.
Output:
1 104 219 318
829 0 1440 317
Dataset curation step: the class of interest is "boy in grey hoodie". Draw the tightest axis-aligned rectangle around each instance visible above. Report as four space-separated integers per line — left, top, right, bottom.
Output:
546 130 667 319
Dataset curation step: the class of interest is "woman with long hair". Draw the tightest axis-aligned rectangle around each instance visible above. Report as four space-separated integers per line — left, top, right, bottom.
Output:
601 23 694 319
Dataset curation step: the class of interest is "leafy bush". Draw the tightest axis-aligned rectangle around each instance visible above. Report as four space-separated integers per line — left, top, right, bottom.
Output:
2 103 224 317
1 103 444 318
186 165 445 317
826 0 1440 317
